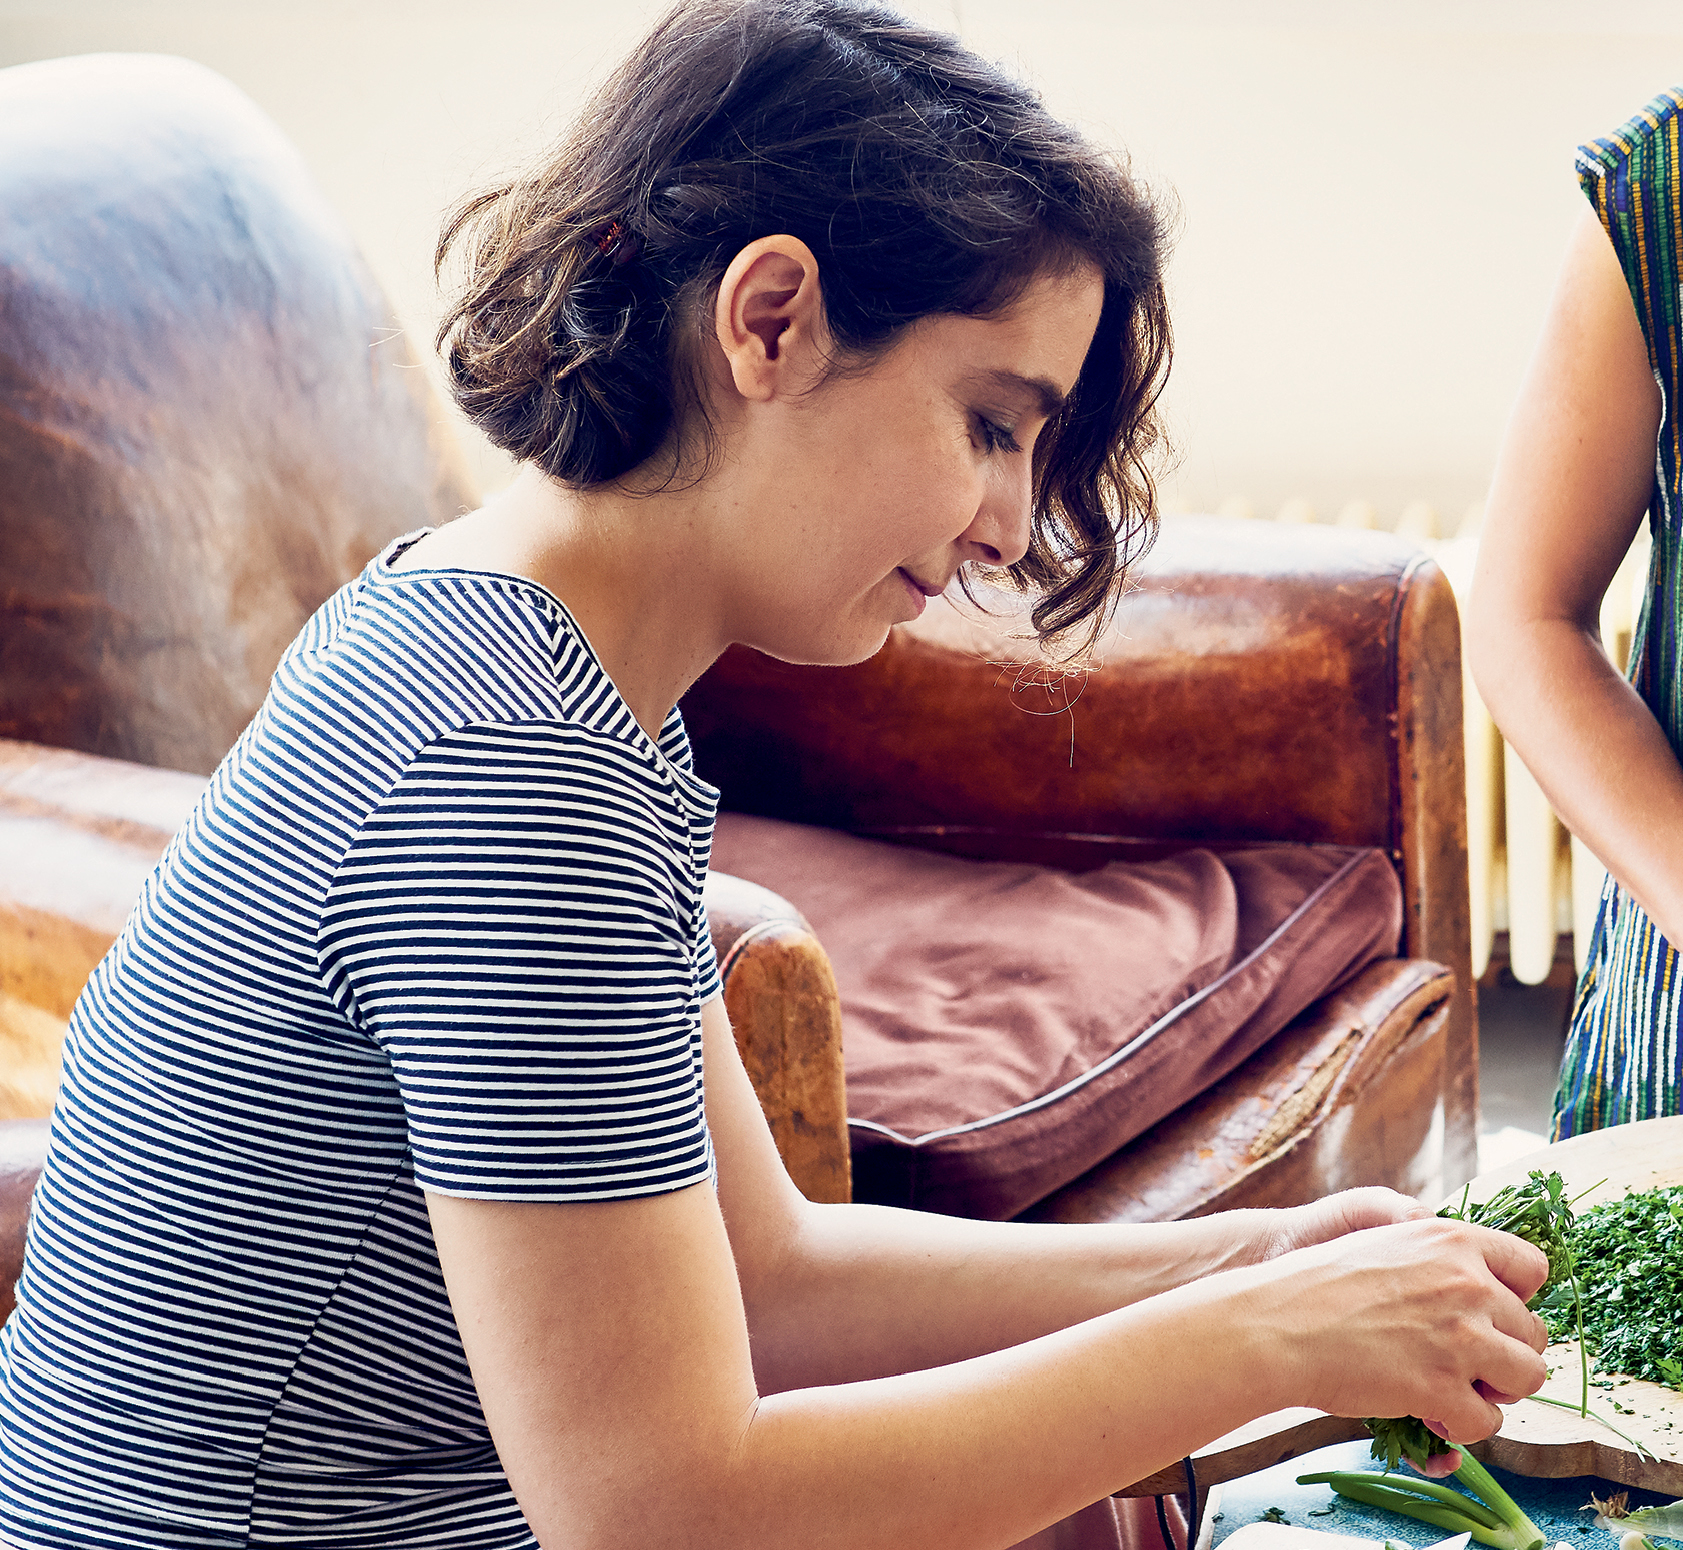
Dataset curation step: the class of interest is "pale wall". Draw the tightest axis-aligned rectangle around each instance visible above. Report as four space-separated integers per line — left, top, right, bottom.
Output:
1 0 1679 519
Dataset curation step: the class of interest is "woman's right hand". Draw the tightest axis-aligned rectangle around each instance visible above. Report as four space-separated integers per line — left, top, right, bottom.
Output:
1241 1215 1550 1445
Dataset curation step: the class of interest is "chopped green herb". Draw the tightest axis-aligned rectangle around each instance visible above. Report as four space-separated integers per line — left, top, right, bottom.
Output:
1258 1507 1289 1524
1541 1186 1683 1391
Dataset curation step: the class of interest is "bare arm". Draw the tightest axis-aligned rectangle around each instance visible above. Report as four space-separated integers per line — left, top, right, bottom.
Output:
697 998 1441 1392
429 999 1548 1549
1469 208 1677 936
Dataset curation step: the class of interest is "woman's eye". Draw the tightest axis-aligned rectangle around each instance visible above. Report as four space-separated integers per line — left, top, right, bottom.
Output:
975 416 1022 455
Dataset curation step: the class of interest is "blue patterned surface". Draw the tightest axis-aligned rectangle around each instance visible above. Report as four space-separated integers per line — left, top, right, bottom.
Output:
1210 1439 1675 1547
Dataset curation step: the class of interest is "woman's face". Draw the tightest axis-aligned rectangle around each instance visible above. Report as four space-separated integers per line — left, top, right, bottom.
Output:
713 260 1106 667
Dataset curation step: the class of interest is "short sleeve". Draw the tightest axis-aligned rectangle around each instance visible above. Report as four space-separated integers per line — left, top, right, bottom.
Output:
317 720 716 1202
695 906 723 1004
1578 87 1683 393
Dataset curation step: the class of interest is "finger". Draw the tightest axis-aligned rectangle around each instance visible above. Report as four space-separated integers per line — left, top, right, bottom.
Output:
1471 1223 1550 1303
1472 1330 1549 1405
1488 1299 1550 1356
1407 1448 1464 1479
1267 1189 1429 1257
1476 1381 1530 1406
1428 1389 1505 1446
1332 1187 1433 1233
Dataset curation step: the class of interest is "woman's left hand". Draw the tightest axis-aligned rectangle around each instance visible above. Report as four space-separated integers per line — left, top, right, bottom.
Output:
1256 1187 1435 1261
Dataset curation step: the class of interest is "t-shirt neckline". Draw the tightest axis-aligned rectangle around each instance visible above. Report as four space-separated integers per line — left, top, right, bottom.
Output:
369 529 717 812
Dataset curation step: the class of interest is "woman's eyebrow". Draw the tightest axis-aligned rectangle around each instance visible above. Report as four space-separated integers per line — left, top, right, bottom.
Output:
974 369 1068 417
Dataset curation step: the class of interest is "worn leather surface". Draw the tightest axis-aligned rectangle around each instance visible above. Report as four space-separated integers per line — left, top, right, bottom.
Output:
687 520 1415 842
1026 957 1453 1227
705 873 851 1203
1393 550 1477 1184
0 1119 49 1322
0 54 476 775
714 813 1402 1219
0 740 205 1026
684 517 1478 1186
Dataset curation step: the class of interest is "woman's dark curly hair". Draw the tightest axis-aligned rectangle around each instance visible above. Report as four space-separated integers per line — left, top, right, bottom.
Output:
437 0 1172 649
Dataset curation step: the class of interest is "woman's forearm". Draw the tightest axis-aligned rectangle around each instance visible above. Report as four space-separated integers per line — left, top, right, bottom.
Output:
722 1265 1288 1550
1468 205 1672 935
1473 612 1683 948
653 1218 1543 1550
436 1165 1543 1550
742 1189 1424 1393
743 1201 1274 1390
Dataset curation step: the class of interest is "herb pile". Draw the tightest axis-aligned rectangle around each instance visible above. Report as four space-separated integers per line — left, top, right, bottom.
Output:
1535 1184 1683 1392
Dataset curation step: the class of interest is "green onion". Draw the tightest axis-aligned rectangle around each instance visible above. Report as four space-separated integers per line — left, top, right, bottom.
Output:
1624 1500 1683 1542
1297 1455 1545 1550
1590 1490 1683 1550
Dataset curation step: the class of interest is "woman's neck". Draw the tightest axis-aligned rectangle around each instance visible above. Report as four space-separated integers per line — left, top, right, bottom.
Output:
391 465 731 740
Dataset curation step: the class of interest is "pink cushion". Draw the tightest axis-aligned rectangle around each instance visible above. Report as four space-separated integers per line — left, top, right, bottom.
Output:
710 815 1402 1219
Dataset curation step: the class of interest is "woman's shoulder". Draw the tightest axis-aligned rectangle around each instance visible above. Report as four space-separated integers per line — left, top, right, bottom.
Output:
315 540 582 719
1578 85 1683 185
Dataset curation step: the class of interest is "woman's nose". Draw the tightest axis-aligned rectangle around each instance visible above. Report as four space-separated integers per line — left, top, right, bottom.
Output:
963 464 1034 568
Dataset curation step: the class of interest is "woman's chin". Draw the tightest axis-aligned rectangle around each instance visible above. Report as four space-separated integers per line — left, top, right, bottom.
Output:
740 619 895 669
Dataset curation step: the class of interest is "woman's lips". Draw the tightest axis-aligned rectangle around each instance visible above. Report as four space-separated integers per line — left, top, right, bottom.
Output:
896 567 939 615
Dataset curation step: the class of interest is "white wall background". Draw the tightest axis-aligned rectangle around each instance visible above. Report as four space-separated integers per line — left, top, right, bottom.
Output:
2 0 1680 515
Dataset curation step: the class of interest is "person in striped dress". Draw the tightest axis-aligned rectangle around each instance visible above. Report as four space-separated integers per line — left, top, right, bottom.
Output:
0 3 1552 1546
1472 89 1683 1138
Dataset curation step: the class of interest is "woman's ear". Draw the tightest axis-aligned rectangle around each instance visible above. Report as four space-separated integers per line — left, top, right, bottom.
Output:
713 235 826 402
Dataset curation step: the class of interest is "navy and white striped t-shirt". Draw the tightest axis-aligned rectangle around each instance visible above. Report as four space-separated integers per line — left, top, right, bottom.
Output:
0 536 721 1548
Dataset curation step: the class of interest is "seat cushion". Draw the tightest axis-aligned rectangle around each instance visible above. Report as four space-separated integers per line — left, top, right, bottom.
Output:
710 815 1402 1218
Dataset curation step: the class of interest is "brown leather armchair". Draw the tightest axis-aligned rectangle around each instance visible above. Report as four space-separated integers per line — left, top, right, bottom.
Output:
685 519 1476 1219
0 53 1473 1314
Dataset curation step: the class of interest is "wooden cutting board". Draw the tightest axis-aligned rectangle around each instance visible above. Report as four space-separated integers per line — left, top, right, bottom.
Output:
1474 1340 1682 1490
1118 1117 1683 1498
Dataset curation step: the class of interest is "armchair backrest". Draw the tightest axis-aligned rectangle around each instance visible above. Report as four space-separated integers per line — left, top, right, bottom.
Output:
0 53 475 776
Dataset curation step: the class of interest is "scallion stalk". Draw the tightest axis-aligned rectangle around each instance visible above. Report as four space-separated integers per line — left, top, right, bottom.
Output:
1297 1458 1546 1550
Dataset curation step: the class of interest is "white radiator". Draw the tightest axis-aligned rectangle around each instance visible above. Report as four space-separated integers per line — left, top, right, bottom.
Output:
1207 498 1651 986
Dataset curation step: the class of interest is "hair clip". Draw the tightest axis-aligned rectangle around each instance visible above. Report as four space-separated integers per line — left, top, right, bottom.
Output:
592 219 642 266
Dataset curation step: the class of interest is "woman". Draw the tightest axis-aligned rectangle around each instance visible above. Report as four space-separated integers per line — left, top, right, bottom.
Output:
0 3 1548 1546
1471 88 1683 1138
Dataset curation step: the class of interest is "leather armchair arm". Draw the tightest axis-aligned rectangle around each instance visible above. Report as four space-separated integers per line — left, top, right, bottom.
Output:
0 1120 48 1322
705 873 851 1203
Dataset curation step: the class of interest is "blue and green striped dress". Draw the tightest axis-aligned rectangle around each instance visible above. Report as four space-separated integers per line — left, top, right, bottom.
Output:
1556 86 1683 1138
